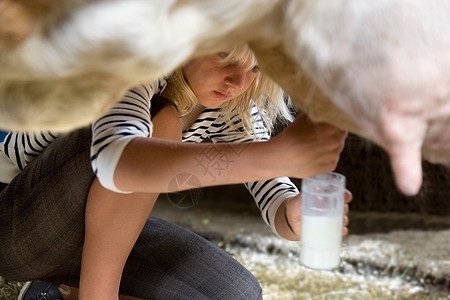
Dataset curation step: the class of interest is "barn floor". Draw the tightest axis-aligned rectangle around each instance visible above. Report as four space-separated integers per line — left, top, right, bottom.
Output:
1 190 448 299
151 192 450 299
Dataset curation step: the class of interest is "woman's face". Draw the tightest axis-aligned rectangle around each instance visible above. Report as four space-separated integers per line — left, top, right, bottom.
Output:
183 52 259 108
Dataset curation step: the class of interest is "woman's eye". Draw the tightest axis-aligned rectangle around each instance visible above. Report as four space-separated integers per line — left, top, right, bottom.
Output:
250 65 260 73
218 52 229 59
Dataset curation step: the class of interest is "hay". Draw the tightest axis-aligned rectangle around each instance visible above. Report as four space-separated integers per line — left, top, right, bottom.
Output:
0 280 24 300
1 232 449 299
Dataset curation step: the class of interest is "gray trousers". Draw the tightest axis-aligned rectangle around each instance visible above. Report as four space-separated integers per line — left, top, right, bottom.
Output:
0 127 262 299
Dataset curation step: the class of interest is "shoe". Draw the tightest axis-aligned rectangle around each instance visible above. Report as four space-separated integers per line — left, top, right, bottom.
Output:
18 281 63 300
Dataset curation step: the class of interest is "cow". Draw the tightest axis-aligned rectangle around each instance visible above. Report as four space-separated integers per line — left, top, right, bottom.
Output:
1 0 449 195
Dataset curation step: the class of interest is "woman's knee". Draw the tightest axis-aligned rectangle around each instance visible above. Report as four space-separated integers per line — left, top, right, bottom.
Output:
122 217 262 299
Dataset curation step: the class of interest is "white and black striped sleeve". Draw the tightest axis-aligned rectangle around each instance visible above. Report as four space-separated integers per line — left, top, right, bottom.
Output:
0 131 58 171
245 177 299 237
209 104 300 236
0 131 59 183
91 80 166 193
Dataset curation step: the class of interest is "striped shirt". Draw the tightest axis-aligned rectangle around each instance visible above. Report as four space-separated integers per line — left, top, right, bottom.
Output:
180 105 299 234
0 79 299 235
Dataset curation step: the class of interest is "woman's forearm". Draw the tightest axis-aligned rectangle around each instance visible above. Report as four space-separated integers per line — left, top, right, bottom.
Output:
274 198 301 241
114 116 347 193
80 105 182 299
80 179 157 300
114 137 275 193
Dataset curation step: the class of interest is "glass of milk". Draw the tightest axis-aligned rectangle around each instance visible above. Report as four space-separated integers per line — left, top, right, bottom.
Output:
300 172 346 271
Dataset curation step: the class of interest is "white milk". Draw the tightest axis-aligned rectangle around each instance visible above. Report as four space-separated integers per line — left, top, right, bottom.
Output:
300 215 343 270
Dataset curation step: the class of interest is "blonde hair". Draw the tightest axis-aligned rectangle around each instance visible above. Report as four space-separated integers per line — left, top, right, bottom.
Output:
162 44 294 135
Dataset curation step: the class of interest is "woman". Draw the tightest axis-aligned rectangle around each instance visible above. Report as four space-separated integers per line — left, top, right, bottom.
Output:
3 44 349 299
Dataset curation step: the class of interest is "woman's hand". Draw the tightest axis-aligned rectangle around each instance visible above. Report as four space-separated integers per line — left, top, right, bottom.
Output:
275 190 353 241
115 113 347 193
268 114 348 179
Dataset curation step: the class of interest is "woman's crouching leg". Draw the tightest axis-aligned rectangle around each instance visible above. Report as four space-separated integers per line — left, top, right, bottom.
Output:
119 217 262 300
0 127 94 282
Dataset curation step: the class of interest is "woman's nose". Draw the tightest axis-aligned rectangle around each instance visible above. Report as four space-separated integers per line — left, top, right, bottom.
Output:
224 69 247 90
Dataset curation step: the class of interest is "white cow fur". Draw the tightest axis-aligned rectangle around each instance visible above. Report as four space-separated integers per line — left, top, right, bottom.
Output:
0 0 282 131
1 0 450 195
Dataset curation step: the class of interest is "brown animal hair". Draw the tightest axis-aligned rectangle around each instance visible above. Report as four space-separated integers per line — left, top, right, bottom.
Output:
0 0 60 46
